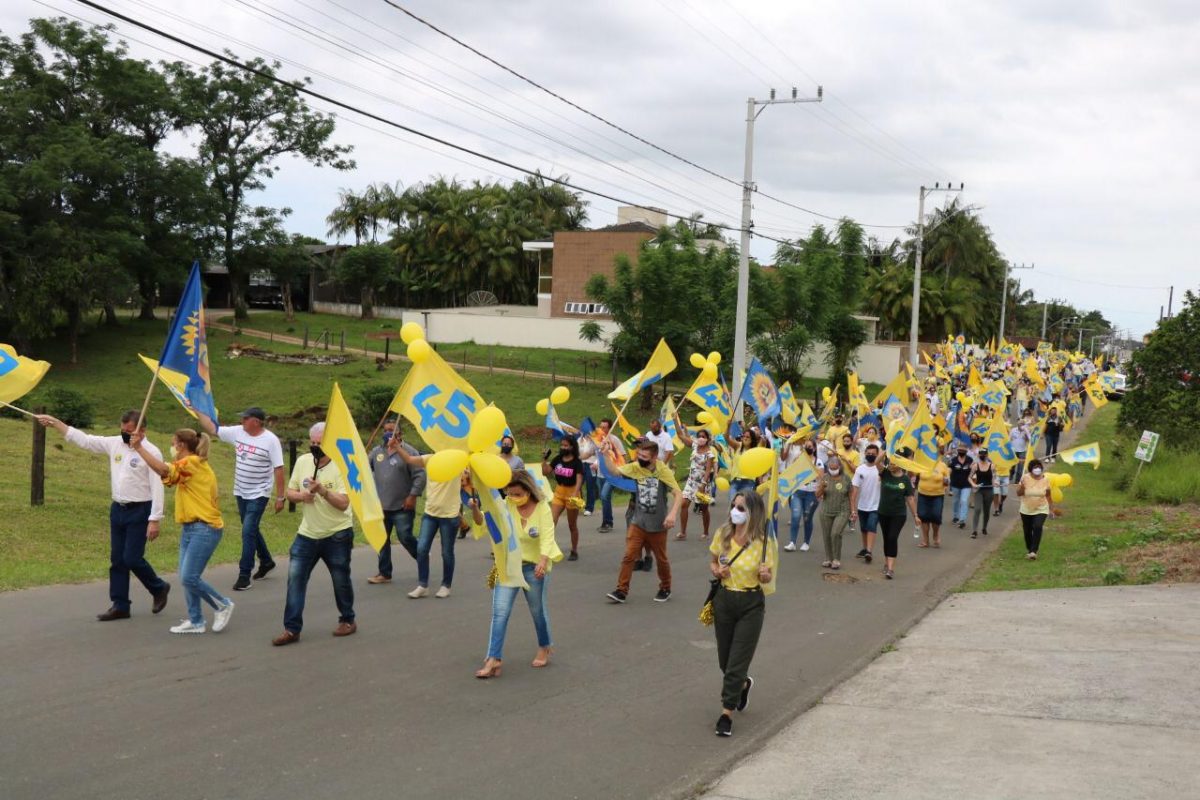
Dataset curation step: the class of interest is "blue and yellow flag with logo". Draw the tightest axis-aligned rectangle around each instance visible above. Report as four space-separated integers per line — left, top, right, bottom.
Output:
777 381 800 425
608 338 677 401
685 370 732 432
324 383 387 552
739 357 781 426
1056 441 1101 470
983 415 1019 473
157 261 218 422
138 355 219 421
390 348 485 452
896 397 941 469
0 343 50 405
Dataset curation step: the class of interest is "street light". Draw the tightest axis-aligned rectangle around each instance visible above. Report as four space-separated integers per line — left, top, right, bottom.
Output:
732 86 823 411
909 182 964 372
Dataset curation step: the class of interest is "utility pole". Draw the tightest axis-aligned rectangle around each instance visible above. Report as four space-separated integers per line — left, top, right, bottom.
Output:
733 85 823 410
1041 301 1049 339
1168 285 1174 318
909 182 964 372
998 261 1034 342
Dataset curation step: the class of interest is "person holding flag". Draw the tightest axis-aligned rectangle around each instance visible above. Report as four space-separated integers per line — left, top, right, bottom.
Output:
130 427 234 635
272 422 357 646
603 438 682 604
877 448 919 580
472 469 563 679
35 411 171 621
708 490 776 737
542 435 584 561
592 419 627 533
674 419 717 541
815 456 852 569
392 438 466 599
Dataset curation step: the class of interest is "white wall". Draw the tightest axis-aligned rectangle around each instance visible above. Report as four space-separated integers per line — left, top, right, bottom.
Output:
313 301 405 320
803 342 906 385
398 308 620 353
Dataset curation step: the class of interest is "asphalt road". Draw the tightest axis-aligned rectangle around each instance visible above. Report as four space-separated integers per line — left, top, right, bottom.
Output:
1 491 1024 800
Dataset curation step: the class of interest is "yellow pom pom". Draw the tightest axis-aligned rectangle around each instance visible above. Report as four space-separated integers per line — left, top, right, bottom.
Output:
535 398 549 415
689 353 707 369
707 351 722 365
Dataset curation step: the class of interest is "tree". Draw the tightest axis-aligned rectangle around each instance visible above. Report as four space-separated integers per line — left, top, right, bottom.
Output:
334 243 395 319
178 56 353 320
1119 290 1200 448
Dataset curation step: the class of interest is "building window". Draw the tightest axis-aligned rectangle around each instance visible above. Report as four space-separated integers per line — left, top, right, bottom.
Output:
564 302 609 315
537 253 553 295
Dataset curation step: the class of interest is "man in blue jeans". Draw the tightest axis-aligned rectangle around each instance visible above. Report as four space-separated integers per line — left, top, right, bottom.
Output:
593 419 626 533
366 427 426 585
200 407 285 591
948 445 974 529
273 422 356 645
393 442 463 599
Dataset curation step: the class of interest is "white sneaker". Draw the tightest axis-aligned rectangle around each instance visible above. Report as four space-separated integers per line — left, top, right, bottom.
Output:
407 586 429 599
169 619 205 634
435 585 452 598
784 542 796 552
212 600 235 632
582 510 592 516
799 542 810 552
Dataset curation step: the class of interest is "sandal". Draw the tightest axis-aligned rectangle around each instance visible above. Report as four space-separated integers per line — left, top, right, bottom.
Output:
917 542 929 548
675 532 687 541
474 658 503 679
933 539 941 548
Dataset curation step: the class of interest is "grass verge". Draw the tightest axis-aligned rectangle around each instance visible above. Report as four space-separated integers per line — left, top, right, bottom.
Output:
960 403 1200 593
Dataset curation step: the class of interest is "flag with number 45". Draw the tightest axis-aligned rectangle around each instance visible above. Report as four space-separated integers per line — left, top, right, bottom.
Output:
389 348 486 452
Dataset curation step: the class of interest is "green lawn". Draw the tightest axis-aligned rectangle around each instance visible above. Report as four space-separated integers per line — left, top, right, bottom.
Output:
960 403 1200 592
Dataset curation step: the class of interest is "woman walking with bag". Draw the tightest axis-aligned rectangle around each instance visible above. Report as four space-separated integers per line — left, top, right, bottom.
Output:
707 490 777 737
474 470 563 679
815 457 852 569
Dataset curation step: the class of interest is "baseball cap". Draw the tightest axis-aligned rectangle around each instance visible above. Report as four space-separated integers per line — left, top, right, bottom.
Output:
240 407 266 421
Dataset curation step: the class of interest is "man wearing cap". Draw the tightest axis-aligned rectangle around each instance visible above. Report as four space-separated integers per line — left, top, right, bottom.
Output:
199 407 285 591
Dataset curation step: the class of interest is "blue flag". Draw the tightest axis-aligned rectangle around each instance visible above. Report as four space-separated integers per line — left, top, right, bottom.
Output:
739 357 781 427
579 417 597 436
158 261 218 422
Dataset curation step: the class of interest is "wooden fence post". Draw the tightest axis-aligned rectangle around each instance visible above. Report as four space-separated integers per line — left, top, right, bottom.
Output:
31 405 46 506
551 357 556 385
340 330 345 352
302 325 309 348
384 338 390 363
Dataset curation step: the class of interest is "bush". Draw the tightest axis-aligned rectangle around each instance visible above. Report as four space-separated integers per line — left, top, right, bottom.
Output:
1136 563 1166 585
43 387 94 428
1118 290 1200 448
354 384 395 430
1101 564 1126 586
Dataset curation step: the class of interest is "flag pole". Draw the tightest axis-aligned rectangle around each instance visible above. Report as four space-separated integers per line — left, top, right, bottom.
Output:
0 400 36 418
364 408 395 451
135 363 162 431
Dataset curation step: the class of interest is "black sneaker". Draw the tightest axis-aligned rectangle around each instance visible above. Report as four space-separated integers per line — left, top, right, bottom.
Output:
233 575 251 591
856 548 868 559
567 551 579 561
863 551 873 564
715 714 733 737
642 555 654 572
633 559 644 571
958 521 966 530
737 676 753 712
654 589 671 602
598 524 612 533
606 589 627 604
252 561 276 580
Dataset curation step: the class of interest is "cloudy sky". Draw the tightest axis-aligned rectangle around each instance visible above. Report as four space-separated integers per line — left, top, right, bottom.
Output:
7 0 1196 336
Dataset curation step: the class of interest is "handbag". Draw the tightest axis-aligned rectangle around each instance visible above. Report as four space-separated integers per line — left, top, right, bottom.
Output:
699 543 748 626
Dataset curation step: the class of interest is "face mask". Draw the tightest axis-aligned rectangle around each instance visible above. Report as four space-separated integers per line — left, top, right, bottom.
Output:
697 438 709 448
382 432 393 445
120 431 132 445
957 452 968 458
560 448 571 456
637 458 652 469
730 507 748 525
1030 467 1043 477
828 467 841 476
980 453 989 460
865 453 877 464
168 445 178 460
310 445 325 461
500 445 513 455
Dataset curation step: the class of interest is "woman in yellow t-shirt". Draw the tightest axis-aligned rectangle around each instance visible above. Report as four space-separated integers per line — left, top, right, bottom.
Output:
473 469 564 678
708 490 777 737
1016 458 1055 560
132 428 233 636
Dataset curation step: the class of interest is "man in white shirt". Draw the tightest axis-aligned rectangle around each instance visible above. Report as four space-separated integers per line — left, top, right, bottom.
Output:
849 443 883 564
645 418 675 467
36 410 170 620
199 407 285 591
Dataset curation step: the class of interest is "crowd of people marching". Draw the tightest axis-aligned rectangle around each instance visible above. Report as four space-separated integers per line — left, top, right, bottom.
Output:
33 336 1114 738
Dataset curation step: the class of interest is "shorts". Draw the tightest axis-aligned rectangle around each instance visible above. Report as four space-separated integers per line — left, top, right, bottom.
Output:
996 476 1010 497
916 494 944 525
552 485 582 509
857 509 879 534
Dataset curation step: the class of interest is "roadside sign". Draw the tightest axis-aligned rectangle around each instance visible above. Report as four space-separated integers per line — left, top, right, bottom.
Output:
1134 430 1159 463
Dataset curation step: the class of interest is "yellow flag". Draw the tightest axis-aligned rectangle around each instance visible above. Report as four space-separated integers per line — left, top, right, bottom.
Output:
1057 441 1101 470
324 383 387 552
872 370 908 408
0 343 51 405
777 381 800 425
685 371 733 432
1024 357 1046 388
1083 377 1109 407
610 402 642 449
895 397 941 469
983 415 1018 473
389 349 486 452
968 364 985 391
608 338 677 401
887 450 936 477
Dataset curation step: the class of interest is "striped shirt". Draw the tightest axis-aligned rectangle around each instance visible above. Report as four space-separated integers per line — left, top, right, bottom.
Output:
217 426 284 499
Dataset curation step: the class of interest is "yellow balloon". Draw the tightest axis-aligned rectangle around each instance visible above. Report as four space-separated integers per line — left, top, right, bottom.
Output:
708 351 722 365
700 363 717 381
1050 485 1064 504
689 353 707 369
535 398 549 415
696 411 713 424
1058 473 1073 487
822 387 832 400
715 476 730 492
427 449 470 482
955 391 966 402
550 386 570 405
739 447 775 479
468 405 507 453
400 322 424 344
470 451 512 489
407 339 432 364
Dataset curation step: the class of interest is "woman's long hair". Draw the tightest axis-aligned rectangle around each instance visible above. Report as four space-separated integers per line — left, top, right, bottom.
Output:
557 435 580 460
505 469 544 504
714 490 768 553
174 428 211 460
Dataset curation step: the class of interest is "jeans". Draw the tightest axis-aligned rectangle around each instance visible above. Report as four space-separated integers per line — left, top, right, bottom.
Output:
108 501 167 612
283 529 355 634
582 462 599 513
235 496 273 578
713 586 765 711
1045 435 1060 459
730 478 757 502
486 562 551 660
789 491 818 545
599 479 615 527
377 508 417 579
952 487 972 522
972 488 995 532
857 508 879 534
1013 453 1027 484
417 515 459 588
179 522 229 625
